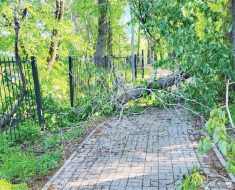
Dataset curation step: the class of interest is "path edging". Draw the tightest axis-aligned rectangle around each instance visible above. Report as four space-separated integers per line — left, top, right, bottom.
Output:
201 131 235 183
42 119 110 190
213 146 235 183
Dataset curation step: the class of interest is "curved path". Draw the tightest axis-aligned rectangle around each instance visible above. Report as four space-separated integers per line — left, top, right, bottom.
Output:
44 108 233 190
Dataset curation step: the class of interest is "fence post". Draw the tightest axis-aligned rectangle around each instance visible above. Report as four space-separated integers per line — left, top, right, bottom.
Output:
142 50 144 78
137 52 139 66
69 56 74 107
105 56 108 69
134 54 137 79
31 56 44 126
147 48 150 64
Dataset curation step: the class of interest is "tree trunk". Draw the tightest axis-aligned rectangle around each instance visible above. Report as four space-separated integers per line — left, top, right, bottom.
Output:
95 0 108 66
137 21 141 55
147 40 154 64
107 15 113 55
47 0 64 69
116 72 190 105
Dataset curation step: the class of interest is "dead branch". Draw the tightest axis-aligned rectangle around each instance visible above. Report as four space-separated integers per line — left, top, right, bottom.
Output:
116 72 190 105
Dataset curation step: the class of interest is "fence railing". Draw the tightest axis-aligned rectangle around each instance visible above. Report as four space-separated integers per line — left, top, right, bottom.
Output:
0 57 43 141
69 52 149 107
0 51 152 140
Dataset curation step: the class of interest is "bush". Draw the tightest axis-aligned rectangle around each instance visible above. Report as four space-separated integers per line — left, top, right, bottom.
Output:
16 121 41 143
0 180 27 190
36 151 61 175
176 167 205 190
0 151 36 182
44 135 61 149
42 95 81 130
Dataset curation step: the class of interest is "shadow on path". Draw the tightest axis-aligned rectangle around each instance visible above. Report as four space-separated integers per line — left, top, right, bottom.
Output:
44 108 232 190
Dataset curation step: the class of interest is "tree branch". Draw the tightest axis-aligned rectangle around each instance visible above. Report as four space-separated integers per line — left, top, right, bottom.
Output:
0 5 27 128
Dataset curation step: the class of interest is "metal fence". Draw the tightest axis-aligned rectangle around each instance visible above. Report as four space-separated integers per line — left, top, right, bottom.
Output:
69 53 146 107
0 57 43 141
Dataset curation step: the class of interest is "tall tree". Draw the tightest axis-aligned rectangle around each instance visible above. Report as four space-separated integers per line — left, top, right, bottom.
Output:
94 0 108 65
47 0 64 69
107 0 113 55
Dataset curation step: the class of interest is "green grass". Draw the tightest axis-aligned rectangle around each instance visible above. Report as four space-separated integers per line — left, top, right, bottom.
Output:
0 66 156 189
0 94 106 189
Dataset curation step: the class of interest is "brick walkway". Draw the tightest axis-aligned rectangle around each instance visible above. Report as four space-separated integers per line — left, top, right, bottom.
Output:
44 108 233 190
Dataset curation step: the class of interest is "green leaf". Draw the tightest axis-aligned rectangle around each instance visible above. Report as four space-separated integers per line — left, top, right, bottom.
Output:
198 137 213 154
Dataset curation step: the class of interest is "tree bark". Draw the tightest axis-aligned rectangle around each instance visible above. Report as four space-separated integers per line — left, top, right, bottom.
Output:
94 0 108 66
137 21 141 55
47 0 64 69
107 14 113 55
116 72 190 105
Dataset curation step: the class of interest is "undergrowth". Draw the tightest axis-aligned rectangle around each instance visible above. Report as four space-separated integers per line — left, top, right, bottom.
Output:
0 92 109 189
176 167 205 190
0 180 27 190
0 84 174 188
198 108 235 176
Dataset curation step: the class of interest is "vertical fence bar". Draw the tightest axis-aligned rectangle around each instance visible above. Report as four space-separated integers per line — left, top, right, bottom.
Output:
105 56 108 70
31 56 44 126
69 56 74 107
132 54 136 82
134 54 137 79
125 56 128 82
137 52 139 66
142 50 144 79
147 48 150 64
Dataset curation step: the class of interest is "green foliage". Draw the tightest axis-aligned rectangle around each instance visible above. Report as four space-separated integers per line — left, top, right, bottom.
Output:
198 137 213 154
125 100 145 114
76 84 115 119
44 135 61 149
1 0 235 188
42 95 81 130
200 108 235 175
176 167 205 190
0 180 27 190
36 151 61 175
0 151 36 182
130 0 234 116
16 121 41 143
0 144 61 182
0 110 85 185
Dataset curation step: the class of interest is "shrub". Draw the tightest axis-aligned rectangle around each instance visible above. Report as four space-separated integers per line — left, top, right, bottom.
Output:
176 167 205 190
16 121 41 143
42 95 81 130
0 151 36 182
44 135 61 149
36 151 61 175
0 180 27 190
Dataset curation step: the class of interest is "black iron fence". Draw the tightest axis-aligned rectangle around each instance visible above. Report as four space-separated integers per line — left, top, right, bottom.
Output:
0 57 43 141
0 50 151 140
68 56 127 107
69 52 148 107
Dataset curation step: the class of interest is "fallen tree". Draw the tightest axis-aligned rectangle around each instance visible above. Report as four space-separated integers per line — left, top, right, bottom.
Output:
115 72 190 105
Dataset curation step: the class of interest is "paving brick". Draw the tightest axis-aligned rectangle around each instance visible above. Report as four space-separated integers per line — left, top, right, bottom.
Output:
43 108 232 190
